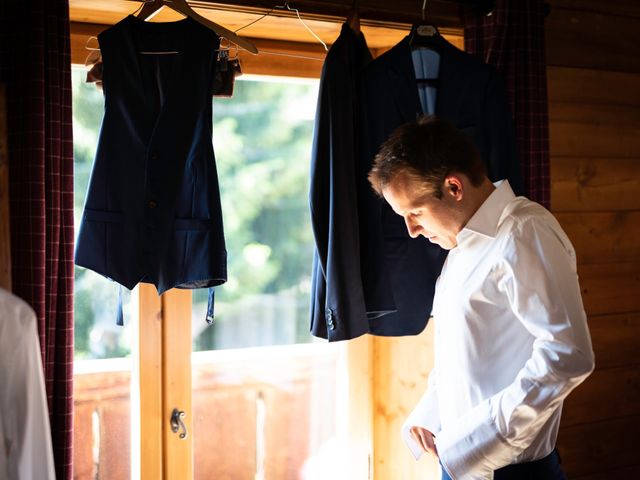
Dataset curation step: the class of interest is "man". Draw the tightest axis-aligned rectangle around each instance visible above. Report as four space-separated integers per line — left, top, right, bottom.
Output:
368 116 594 480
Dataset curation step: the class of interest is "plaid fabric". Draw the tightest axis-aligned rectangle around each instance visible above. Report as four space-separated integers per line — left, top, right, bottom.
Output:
464 0 550 209
0 1 75 478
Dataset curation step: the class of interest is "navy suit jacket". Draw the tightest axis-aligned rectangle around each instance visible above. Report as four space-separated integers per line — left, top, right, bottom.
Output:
309 24 372 341
358 35 522 336
314 31 522 340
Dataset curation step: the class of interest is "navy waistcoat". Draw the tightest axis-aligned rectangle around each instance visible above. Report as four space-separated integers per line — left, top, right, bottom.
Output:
75 15 227 295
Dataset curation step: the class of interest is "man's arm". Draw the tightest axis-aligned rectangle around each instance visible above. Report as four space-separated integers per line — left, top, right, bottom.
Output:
436 216 595 479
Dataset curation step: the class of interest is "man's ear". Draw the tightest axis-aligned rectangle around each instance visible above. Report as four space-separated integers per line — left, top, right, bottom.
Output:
443 175 464 201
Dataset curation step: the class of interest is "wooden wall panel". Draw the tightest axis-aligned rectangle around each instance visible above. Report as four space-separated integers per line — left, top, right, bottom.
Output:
545 6 640 71
587 312 640 369
550 121 640 158
555 211 640 264
557 416 640 477
0 85 10 291
549 102 640 127
372 325 439 480
547 67 640 106
572 465 640 480
560 365 640 427
551 157 640 212
548 0 640 17
548 2 640 478
578 262 640 316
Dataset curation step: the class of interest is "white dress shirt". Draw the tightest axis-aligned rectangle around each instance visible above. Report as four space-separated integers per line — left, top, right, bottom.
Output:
0 288 56 480
402 181 595 480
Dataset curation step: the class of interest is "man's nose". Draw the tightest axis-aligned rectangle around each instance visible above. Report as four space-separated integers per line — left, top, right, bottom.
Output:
404 216 421 238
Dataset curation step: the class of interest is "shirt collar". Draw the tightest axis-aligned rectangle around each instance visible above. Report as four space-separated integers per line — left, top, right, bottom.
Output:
457 180 516 243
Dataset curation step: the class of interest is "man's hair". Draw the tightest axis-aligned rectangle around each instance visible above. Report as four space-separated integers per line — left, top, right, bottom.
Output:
368 115 486 199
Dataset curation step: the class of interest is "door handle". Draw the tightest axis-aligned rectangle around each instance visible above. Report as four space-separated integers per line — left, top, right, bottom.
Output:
170 408 188 439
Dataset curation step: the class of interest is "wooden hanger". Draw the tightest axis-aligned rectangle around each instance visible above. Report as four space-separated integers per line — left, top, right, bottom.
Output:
136 0 258 54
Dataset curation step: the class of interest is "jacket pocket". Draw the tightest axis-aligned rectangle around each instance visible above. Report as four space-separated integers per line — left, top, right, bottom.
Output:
76 209 125 278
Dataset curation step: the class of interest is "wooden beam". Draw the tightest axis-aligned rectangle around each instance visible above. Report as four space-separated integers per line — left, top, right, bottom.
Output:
70 21 326 78
128 0 476 29
70 21 462 78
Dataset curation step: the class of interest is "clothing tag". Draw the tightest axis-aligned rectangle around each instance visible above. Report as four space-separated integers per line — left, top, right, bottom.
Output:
417 25 437 36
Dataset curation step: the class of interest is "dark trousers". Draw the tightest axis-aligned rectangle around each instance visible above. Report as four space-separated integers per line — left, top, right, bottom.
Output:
441 449 566 480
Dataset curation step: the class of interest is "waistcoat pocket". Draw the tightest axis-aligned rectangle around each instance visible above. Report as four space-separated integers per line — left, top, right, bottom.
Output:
169 218 226 288
77 209 125 278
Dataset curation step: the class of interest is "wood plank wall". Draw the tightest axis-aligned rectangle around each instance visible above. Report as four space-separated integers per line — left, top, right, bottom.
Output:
546 1 640 478
0 84 11 291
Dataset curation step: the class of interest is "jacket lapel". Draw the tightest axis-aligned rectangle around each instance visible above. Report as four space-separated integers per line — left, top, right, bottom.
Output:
434 40 467 121
384 36 423 123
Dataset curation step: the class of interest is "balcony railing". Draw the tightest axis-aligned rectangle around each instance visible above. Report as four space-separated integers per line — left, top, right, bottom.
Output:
73 343 339 480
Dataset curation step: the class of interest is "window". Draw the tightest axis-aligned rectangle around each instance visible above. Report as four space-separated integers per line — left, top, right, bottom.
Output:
192 75 319 351
72 67 350 479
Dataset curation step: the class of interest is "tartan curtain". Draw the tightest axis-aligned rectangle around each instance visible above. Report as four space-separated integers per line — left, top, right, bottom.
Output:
464 0 550 208
0 1 75 478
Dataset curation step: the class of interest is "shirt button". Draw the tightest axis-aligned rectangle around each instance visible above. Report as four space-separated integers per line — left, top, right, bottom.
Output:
148 200 158 209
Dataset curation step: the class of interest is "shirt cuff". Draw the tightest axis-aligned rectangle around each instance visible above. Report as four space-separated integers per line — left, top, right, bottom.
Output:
436 400 509 480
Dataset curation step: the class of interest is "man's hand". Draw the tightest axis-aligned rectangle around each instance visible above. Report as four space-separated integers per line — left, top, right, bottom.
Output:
409 426 438 458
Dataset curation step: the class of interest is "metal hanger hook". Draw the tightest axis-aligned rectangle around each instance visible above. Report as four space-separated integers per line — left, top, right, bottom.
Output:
278 0 328 51
422 0 427 21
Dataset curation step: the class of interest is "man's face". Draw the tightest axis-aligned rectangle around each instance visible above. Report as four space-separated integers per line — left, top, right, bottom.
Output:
382 172 463 250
